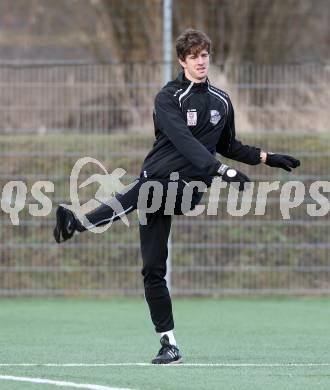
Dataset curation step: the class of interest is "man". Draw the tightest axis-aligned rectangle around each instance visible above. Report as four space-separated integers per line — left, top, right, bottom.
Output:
53 29 300 364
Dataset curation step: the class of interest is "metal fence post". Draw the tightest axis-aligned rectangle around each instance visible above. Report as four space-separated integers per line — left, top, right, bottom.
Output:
163 0 173 292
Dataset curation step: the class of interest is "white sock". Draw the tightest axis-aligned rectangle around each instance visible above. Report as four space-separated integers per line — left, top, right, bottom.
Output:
160 330 177 346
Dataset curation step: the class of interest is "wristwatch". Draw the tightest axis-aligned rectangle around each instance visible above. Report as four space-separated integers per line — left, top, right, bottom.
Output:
217 163 237 178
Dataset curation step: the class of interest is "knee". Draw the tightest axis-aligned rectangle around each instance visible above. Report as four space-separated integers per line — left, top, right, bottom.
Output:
141 263 167 287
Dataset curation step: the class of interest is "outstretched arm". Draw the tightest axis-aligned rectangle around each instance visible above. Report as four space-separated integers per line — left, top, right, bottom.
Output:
217 99 300 170
216 99 261 165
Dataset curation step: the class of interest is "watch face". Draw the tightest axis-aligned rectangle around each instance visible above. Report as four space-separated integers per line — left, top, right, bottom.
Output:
226 169 237 178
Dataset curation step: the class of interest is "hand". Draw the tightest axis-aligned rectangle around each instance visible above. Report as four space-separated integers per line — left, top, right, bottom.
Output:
265 153 300 172
217 163 251 191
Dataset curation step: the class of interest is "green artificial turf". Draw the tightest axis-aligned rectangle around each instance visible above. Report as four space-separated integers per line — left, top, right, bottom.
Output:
0 298 330 390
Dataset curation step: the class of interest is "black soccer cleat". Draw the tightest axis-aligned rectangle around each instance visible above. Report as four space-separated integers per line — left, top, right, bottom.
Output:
53 205 77 243
151 335 183 364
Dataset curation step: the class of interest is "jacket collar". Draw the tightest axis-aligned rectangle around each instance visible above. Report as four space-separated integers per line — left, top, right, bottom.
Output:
177 71 209 90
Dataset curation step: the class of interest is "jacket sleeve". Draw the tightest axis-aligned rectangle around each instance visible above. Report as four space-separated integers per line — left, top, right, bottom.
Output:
154 90 221 176
216 99 261 165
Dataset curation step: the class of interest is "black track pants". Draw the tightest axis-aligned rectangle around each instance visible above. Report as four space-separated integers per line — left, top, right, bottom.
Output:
79 176 204 332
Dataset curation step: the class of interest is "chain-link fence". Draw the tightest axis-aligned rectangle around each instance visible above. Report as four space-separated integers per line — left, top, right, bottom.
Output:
0 61 329 296
1 61 329 133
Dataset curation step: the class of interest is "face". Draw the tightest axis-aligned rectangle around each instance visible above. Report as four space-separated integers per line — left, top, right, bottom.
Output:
179 49 210 83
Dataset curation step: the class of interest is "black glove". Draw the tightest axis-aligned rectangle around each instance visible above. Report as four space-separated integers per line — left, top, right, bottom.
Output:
265 153 300 172
217 163 251 191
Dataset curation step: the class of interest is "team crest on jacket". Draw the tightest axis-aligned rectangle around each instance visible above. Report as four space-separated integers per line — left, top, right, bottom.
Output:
210 110 221 125
187 109 197 126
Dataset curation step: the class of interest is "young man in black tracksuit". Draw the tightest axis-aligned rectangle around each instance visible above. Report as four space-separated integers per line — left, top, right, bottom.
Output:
53 29 300 364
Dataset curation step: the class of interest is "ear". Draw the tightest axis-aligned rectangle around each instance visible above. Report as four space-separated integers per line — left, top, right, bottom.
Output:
178 58 186 69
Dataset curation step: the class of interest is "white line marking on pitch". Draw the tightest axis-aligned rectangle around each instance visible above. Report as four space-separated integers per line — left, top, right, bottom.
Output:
0 375 135 390
1 363 330 367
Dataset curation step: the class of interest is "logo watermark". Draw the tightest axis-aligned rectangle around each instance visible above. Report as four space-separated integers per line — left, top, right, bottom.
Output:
0 157 329 228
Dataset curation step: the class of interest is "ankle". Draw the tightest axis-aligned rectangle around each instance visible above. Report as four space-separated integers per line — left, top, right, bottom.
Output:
160 330 177 346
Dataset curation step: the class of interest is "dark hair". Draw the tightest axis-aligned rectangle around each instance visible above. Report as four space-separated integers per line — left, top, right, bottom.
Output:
175 29 211 61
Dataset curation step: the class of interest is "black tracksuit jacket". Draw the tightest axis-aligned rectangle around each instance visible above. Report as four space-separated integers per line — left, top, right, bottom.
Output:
141 71 261 184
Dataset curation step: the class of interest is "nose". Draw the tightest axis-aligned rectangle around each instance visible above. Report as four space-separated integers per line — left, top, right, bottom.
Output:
197 56 204 64
197 56 206 66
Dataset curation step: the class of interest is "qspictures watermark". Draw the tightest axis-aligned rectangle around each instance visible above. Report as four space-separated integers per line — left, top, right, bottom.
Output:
0 157 329 228
134 176 330 224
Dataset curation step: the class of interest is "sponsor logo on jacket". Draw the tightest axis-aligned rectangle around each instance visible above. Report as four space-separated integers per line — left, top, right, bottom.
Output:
187 109 197 126
210 110 221 125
